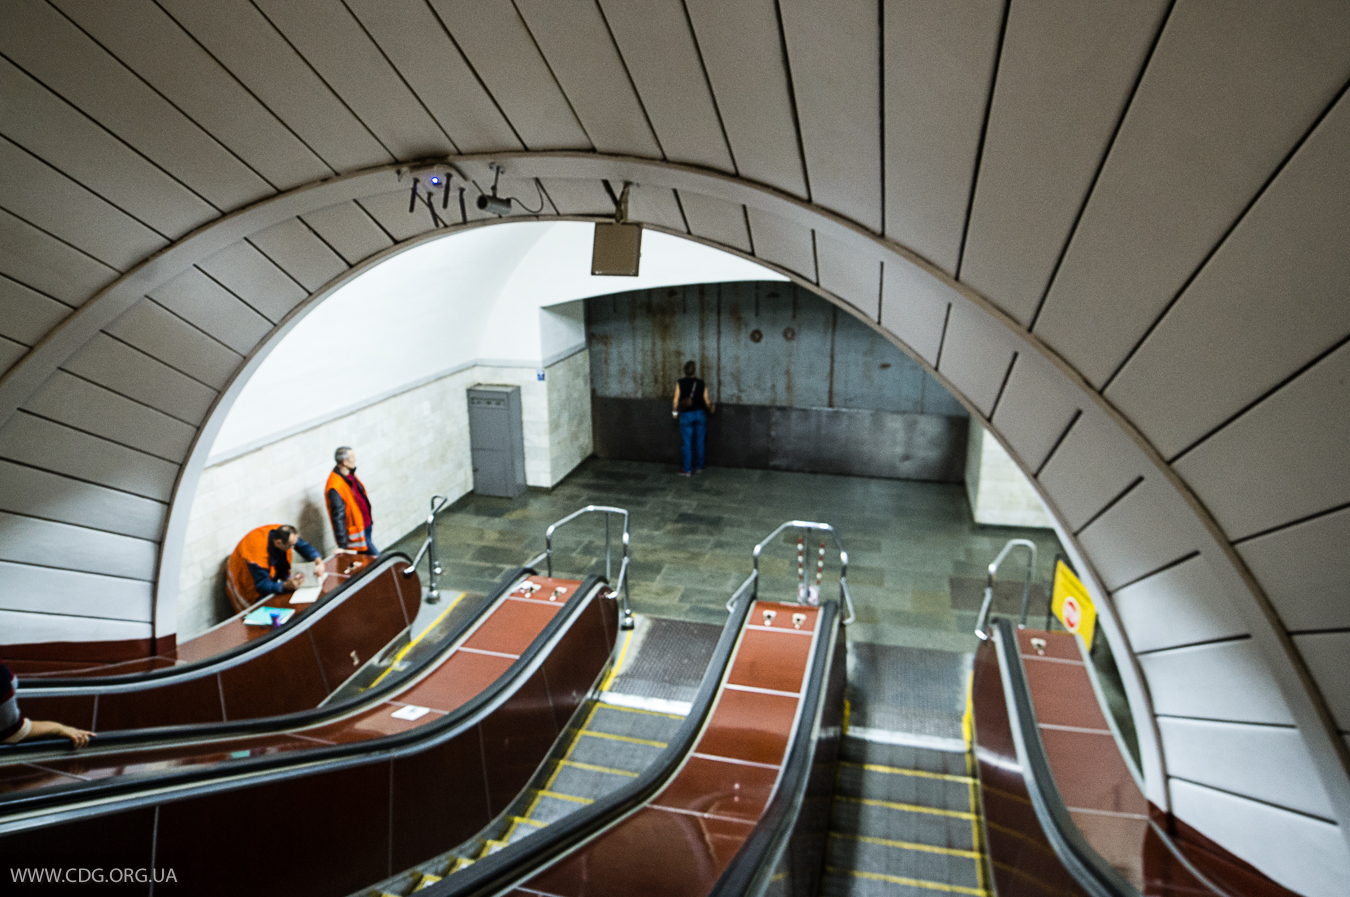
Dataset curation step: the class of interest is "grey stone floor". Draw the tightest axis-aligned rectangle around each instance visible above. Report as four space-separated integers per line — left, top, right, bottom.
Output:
387 458 1064 655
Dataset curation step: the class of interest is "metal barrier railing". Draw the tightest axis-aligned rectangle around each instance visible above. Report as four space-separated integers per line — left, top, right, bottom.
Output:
974 538 1039 640
727 520 855 625
527 505 634 631
403 495 450 603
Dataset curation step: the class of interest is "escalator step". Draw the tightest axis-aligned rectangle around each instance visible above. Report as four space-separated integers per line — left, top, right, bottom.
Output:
826 832 982 891
412 873 442 890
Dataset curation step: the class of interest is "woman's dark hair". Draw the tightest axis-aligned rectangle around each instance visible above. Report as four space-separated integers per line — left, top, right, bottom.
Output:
683 360 696 377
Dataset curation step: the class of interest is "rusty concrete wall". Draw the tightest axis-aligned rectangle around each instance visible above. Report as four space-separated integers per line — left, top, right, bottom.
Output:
585 280 966 417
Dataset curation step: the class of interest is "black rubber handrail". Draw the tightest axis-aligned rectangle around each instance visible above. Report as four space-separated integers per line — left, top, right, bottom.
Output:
988 616 1136 897
417 589 760 897
0 573 605 828
19 551 416 691
0 565 533 763
707 599 842 897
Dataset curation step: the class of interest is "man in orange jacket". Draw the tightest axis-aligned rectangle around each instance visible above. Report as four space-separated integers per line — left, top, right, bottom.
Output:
326 446 376 555
225 524 324 613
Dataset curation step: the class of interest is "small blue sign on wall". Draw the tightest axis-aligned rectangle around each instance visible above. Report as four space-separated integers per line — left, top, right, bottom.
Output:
536 369 546 381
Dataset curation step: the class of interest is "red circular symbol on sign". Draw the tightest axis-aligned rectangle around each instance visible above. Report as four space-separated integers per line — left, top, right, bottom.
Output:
1062 596 1082 632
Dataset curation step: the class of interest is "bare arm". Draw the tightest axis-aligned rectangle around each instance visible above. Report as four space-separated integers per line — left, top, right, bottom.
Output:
704 384 715 414
27 719 94 748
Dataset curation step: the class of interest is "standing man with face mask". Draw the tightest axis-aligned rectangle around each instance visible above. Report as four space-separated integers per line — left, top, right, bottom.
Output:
327 446 376 555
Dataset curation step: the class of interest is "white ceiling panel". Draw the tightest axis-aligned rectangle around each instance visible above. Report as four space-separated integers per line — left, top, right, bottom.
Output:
878 261 956 368
254 0 453 161
0 609 152 643
745 208 813 283
248 219 349 294
26 370 196 463
1160 716 1332 820
1174 342 1350 541
0 136 166 269
514 1 662 158
538 179 613 218
0 208 117 305
61 334 217 425
0 509 157 580
0 412 177 503
1237 507 1350 633
346 0 522 155
0 560 153 622
0 458 164 542
1037 406 1152 532
989 351 1080 473
626 185 686 235
1169 779 1349 897
301 202 396 268
355 192 445 244
196 240 310 323
1107 90 1350 460
881 0 1003 274
0 56 216 238
936 302 1019 415
597 0 733 172
960 0 1167 323
104 300 242 391
815 234 880 322
148 269 272 356
429 0 590 152
157 0 393 171
678 192 750 254
0 0 270 210
1141 637 1293 725
1076 476 1210 590
684 0 807 197
778 0 881 231
1114 554 1248 654
52 0 329 191
1035 0 1350 387
1294 631 1350 731
0 275 71 346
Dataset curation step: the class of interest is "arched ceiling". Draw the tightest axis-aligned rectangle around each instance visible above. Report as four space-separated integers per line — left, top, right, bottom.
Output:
0 2 1347 892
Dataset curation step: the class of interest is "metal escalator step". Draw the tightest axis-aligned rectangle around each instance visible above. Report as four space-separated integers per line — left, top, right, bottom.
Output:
838 736 969 777
826 831 982 892
833 763 975 814
818 865 988 897
412 873 442 890
828 796 977 853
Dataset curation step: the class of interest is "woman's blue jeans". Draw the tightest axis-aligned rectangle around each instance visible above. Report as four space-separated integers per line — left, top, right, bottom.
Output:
679 410 707 473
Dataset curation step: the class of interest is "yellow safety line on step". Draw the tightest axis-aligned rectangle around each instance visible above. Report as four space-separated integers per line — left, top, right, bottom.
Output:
366 592 464 689
836 795 976 820
560 759 639 777
964 669 989 896
536 789 593 805
577 729 668 748
828 831 980 860
839 761 975 784
600 628 634 691
599 702 685 719
826 867 989 896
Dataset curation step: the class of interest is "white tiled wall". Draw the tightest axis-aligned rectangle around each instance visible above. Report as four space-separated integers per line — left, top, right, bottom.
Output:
175 351 593 638
965 418 1056 528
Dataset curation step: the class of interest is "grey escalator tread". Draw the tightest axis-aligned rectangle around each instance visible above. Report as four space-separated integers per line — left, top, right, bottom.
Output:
818 735 990 897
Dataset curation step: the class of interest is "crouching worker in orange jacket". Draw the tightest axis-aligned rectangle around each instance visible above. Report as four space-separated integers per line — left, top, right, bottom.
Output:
326 446 377 555
225 524 325 613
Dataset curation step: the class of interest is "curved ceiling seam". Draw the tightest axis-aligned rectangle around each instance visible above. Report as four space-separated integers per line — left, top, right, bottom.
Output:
3 153 1346 837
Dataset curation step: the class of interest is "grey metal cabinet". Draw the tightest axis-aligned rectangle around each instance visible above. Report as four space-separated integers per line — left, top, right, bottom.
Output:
467 385 527 497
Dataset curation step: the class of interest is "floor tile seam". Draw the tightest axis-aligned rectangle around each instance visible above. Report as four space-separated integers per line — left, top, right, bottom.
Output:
744 624 815 636
507 595 569 608
689 751 783 770
456 645 521 660
1037 721 1112 736
723 682 804 698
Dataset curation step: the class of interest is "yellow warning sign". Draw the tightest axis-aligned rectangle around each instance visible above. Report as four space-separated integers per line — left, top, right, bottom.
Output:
1051 559 1096 650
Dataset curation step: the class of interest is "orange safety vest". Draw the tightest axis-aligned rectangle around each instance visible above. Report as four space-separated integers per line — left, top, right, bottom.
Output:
226 525 292 613
325 470 368 553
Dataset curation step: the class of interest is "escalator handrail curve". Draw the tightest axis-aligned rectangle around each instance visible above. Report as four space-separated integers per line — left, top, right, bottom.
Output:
990 616 1138 897
417 591 761 897
17 551 417 692
0 573 606 830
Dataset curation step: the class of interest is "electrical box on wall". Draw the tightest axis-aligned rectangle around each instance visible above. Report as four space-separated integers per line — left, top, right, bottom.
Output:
467 385 527 498
591 222 642 276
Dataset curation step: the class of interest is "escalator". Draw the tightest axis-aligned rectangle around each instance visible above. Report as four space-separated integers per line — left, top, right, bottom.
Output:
0 508 632 896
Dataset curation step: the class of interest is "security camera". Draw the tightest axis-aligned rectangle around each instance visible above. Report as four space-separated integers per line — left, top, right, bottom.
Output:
476 193 513 216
